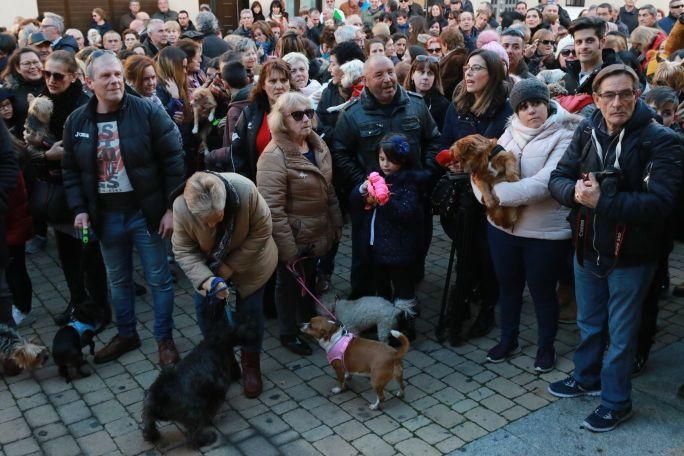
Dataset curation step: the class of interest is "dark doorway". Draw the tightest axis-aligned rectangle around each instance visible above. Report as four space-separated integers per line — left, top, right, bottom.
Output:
210 0 240 32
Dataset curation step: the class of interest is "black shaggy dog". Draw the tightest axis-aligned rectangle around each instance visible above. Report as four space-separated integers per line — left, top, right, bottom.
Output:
142 300 248 448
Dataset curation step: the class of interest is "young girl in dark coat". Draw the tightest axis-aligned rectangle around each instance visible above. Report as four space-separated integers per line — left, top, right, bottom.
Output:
349 133 429 340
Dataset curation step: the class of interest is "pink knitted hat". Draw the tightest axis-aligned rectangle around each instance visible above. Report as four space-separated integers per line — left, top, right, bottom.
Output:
482 41 510 70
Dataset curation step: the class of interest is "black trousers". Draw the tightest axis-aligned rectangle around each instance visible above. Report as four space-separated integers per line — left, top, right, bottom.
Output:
54 230 109 318
636 252 669 359
6 245 32 314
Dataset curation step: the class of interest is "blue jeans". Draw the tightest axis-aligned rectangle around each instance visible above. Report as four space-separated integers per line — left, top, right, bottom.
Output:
98 210 174 341
573 257 656 411
193 285 265 352
487 223 569 348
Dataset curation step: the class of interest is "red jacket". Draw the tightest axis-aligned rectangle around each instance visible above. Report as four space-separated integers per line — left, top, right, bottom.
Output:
6 172 33 246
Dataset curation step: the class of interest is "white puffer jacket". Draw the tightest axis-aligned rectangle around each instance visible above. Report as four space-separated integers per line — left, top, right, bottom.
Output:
474 101 581 240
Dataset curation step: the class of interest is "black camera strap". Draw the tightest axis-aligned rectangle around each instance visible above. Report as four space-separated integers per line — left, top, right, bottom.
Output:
575 210 589 267
488 144 506 162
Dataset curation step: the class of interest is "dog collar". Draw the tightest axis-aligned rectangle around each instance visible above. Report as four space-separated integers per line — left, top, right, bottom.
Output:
68 320 95 336
327 331 355 371
488 144 506 162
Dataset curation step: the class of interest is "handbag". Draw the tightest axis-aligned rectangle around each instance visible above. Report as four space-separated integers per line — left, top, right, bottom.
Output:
28 178 72 224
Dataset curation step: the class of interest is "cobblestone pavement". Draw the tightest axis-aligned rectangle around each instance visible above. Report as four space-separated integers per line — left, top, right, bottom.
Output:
2 223 684 455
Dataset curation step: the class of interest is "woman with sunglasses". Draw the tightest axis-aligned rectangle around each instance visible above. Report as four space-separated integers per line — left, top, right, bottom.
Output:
425 36 445 59
90 8 113 37
526 29 559 75
554 35 576 71
256 91 342 356
26 50 110 328
405 55 449 129
438 49 512 342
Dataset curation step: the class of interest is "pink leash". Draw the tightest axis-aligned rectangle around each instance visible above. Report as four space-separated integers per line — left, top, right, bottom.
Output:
285 257 338 322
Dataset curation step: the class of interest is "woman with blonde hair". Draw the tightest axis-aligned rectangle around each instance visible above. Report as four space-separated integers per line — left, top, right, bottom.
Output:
526 28 559 75
630 26 667 72
256 91 342 356
165 20 181 45
171 170 277 398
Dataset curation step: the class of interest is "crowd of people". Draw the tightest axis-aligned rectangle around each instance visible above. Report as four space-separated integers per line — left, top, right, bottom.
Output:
0 0 683 434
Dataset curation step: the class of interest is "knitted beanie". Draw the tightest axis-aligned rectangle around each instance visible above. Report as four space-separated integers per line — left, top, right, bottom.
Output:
509 78 550 112
555 34 575 59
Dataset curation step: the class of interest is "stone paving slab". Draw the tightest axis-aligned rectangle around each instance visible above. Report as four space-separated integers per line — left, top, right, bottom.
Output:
458 342 684 456
1 224 684 455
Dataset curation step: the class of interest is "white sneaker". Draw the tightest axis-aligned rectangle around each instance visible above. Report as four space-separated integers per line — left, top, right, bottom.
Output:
12 306 31 327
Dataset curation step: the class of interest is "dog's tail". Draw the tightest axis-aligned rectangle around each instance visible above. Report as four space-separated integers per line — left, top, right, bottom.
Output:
390 330 409 359
393 299 416 318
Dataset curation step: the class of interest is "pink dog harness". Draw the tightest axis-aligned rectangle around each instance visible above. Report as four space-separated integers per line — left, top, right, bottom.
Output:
327 332 355 371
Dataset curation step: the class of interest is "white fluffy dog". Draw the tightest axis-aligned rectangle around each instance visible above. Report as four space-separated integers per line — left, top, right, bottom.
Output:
321 295 416 343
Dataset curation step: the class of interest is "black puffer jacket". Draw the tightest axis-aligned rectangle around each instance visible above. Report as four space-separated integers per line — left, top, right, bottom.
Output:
332 86 440 194
315 82 346 149
4 75 46 132
61 92 185 233
549 100 684 266
228 102 266 182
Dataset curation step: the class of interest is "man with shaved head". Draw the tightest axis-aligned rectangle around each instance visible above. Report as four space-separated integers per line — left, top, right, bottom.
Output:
333 56 441 298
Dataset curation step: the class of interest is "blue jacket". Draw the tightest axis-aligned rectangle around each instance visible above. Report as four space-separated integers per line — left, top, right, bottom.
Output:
350 169 428 266
659 14 678 34
439 100 513 150
549 100 684 266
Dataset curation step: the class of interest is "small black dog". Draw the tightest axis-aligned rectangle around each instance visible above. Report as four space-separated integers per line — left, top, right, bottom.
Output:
52 307 98 383
142 299 249 448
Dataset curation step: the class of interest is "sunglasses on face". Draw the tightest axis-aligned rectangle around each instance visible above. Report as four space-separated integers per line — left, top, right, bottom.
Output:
289 109 315 121
427 47 442 54
43 70 67 81
540 40 555 45
560 49 576 57
416 55 439 63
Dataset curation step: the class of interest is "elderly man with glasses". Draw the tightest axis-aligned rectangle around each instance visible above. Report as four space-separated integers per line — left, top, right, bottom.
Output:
548 63 683 433
40 12 79 54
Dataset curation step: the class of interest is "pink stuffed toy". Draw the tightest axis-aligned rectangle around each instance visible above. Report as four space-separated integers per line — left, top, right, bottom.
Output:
365 172 390 209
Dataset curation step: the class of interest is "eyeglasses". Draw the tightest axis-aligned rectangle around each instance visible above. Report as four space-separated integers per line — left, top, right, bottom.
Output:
289 109 314 121
672 3 684 8
596 90 636 102
43 70 68 81
560 49 576 57
463 64 486 73
416 55 439 63
19 60 41 68
399 0 409 3
427 47 442 54
540 40 555 45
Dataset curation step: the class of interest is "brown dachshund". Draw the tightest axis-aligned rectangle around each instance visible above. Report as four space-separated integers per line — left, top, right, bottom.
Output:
448 134 522 229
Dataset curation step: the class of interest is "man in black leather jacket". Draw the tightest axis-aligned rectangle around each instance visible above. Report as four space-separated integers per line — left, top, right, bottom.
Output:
62 51 185 367
548 64 683 432
333 56 440 298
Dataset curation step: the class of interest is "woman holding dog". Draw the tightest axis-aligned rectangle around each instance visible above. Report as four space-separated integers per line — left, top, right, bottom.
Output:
480 78 578 372
256 91 343 356
438 49 512 343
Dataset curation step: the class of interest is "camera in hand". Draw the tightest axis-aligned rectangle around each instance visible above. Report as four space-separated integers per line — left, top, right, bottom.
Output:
589 167 622 196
